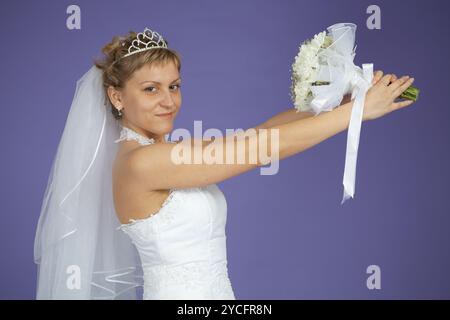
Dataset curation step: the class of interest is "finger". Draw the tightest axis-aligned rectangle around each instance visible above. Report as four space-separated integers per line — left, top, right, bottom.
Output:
388 74 398 85
379 74 392 86
392 99 414 111
389 75 410 93
393 77 415 98
372 70 383 84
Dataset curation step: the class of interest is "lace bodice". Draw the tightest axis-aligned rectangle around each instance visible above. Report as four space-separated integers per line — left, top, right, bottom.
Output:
114 126 235 300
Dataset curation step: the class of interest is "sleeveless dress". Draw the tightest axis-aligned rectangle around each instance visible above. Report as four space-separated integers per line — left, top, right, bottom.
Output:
114 126 236 300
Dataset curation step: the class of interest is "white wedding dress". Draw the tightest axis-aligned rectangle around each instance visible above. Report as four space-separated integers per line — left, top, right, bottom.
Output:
115 126 236 300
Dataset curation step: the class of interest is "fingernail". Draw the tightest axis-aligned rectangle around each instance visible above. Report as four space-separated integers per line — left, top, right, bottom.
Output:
411 77 415 81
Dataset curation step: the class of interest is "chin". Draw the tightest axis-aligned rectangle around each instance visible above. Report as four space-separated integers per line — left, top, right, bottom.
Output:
153 122 174 136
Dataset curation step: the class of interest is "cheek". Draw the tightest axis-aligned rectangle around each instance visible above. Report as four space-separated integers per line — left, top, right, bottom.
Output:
136 95 158 112
175 93 182 106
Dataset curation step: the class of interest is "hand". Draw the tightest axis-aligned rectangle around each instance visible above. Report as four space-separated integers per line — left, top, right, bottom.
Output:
362 70 416 121
340 70 387 106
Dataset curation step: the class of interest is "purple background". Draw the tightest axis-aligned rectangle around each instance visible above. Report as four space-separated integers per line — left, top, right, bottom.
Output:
1 0 449 299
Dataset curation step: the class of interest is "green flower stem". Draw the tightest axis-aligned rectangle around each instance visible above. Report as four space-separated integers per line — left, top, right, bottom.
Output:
400 85 419 102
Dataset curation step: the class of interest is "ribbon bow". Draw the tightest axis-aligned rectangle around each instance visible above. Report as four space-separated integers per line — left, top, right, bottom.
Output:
308 23 373 204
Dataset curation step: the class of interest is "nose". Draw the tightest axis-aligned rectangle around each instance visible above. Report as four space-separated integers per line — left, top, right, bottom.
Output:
161 89 176 108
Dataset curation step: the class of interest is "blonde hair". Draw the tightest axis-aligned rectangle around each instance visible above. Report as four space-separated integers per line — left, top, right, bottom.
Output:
93 30 182 119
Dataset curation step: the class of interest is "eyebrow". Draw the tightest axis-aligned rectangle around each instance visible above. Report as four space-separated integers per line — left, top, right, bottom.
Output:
140 77 181 85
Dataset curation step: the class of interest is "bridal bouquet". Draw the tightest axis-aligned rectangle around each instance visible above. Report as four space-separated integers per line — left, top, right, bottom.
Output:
289 22 419 204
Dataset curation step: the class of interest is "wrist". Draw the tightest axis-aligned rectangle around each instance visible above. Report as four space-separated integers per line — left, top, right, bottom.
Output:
334 100 355 128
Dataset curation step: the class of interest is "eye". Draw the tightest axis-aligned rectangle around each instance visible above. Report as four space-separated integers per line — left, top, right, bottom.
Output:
144 84 181 93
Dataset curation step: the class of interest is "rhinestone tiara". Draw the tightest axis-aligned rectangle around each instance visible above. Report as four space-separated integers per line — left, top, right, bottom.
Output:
115 27 168 62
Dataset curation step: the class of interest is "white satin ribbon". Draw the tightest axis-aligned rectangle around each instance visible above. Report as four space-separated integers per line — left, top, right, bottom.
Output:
306 22 374 204
341 63 373 204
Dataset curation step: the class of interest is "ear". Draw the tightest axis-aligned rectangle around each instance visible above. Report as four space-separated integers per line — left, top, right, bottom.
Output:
107 85 123 110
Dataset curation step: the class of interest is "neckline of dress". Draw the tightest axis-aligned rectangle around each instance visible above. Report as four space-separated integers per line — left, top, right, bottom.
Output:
114 126 156 146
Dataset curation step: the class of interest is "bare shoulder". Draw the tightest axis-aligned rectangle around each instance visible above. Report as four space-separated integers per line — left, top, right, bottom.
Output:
112 148 175 224
128 138 211 168
125 138 213 190
112 147 141 190
126 140 181 165
122 133 261 191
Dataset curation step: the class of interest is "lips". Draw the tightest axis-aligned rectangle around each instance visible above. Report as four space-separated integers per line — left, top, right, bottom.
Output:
155 111 173 117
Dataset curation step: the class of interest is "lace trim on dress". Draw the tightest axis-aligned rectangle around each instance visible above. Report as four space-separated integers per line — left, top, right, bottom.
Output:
117 188 178 231
143 261 209 292
142 260 235 299
117 187 205 234
210 265 235 299
113 125 177 145
114 126 156 145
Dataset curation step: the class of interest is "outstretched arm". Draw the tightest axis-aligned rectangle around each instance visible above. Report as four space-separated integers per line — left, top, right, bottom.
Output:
126 100 356 191
254 108 315 129
127 71 399 191
254 94 352 129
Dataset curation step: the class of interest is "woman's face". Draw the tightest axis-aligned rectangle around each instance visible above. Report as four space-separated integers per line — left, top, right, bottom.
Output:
112 60 182 140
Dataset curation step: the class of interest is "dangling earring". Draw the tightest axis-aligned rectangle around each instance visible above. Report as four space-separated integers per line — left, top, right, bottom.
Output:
117 105 123 117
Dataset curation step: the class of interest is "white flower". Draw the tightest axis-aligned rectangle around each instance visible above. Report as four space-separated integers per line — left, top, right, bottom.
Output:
290 30 333 111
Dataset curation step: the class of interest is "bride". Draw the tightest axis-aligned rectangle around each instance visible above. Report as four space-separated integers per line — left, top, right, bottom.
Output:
34 27 415 299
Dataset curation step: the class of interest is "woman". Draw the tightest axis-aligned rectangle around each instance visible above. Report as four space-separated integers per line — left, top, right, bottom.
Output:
34 27 415 300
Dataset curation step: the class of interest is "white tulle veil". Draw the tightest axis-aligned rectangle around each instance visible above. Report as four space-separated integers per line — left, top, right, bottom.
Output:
33 65 143 299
